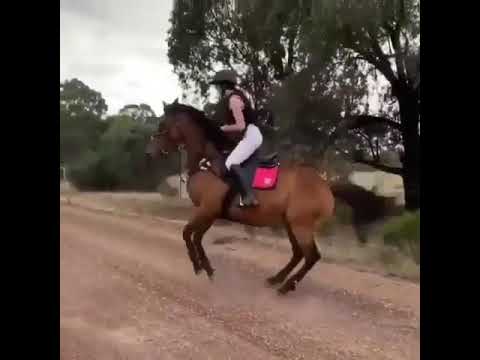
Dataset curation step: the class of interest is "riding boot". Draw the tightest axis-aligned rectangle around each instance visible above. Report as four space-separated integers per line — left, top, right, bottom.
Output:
230 165 259 207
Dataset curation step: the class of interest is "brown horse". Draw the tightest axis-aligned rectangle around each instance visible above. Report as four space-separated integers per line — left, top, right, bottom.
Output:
146 100 382 294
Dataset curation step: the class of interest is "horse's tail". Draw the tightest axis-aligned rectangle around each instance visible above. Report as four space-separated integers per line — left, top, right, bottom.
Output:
330 182 399 243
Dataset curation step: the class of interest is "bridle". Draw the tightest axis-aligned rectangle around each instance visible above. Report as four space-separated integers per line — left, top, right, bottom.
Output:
150 130 170 155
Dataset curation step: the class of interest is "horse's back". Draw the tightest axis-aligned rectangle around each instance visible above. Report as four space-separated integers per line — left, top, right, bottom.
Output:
285 165 335 220
225 164 334 226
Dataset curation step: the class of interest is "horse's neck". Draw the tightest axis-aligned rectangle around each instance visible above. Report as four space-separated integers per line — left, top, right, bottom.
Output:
204 141 222 161
184 142 205 175
184 141 223 173
182 116 223 175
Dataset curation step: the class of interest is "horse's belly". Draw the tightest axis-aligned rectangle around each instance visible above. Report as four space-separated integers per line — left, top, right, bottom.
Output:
226 178 290 226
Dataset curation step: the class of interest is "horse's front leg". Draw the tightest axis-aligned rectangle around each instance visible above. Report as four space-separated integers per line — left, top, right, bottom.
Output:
182 222 202 275
184 210 217 278
192 219 215 279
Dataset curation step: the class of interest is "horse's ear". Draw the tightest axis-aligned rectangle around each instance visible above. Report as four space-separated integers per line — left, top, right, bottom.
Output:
162 101 167 108
173 98 179 104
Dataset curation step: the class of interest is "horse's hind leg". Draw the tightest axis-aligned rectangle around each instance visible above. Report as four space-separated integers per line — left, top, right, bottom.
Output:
266 222 303 286
277 222 321 295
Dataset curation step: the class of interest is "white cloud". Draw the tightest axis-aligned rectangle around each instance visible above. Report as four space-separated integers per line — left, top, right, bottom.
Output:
60 0 182 115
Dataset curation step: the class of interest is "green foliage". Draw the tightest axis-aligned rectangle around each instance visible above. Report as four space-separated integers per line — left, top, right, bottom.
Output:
95 116 146 189
60 79 108 165
60 79 178 191
119 103 157 125
68 150 101 188
166 0 415 151
60 110 107 164
60 78 108 117
168 0 310 104
168 0 421 209
383 211 420 263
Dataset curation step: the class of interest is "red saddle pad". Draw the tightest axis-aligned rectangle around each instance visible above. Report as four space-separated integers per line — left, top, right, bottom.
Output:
252 166 279 190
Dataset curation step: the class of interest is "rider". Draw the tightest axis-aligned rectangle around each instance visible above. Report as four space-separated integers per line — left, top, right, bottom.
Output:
209 70 263 207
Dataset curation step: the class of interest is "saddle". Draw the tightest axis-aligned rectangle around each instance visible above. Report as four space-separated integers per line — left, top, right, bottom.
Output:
257 152 280 167
223 150 280 190
198 150 280 209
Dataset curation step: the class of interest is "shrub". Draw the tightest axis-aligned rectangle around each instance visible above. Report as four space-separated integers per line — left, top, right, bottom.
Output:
68 150 101 189
66 116 179 191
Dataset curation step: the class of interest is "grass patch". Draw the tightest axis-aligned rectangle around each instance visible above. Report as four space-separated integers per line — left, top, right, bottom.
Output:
383 211 420 264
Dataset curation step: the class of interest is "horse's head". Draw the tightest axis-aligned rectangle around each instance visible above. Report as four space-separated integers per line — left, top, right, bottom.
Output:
146 98 213 159
145 98 185 159
146 98 231 164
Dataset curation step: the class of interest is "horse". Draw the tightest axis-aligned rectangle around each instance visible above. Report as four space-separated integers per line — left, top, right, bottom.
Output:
146 99 384 295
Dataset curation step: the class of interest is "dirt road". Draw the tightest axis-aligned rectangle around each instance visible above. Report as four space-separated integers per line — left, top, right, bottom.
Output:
60 204 419 360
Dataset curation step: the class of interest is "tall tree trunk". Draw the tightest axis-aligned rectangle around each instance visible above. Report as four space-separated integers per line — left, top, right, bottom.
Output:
399 93 420 210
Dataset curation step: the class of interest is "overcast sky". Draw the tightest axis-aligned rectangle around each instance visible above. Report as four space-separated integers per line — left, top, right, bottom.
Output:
60 0 182 115
60 0 391 118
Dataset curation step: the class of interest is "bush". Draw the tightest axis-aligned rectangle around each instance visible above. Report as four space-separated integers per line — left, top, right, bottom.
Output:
68 150 101 189
66 115 179 191
383 211 420 264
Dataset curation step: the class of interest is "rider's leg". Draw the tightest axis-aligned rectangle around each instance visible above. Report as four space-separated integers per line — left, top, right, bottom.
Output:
225 124 263 170
225 125 263 207
230 164 258 207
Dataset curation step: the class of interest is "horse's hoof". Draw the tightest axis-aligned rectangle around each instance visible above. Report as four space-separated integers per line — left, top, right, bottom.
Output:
265 277 280 288
277 281 296 295
193 266 203 275
206 268 215 281
277 287 288 295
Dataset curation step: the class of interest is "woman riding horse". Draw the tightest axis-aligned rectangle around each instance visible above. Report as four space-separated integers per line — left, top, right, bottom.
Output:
210 70 262 207
146 83 388 295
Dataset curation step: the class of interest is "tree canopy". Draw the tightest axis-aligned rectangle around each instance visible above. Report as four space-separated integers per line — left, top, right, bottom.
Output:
60 78 108 117
167 0 420 209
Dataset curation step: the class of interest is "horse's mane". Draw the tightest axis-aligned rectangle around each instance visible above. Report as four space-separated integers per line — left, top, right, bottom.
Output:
165 103 233 150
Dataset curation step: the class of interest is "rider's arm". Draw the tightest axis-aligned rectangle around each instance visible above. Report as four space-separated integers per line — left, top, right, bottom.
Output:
221 95 246 132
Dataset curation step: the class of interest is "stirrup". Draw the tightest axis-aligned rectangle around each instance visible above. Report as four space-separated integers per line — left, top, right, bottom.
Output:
239 195 259 208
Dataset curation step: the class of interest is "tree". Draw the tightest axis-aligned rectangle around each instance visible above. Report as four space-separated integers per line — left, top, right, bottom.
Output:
60 111 106 164
59 77 179 191
93 115 148 189
167 0 420 209
168 0 308 107
60 78 108 117
301 0 420 209
60 79 108 165
119 103 157 125
67 114 177 191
